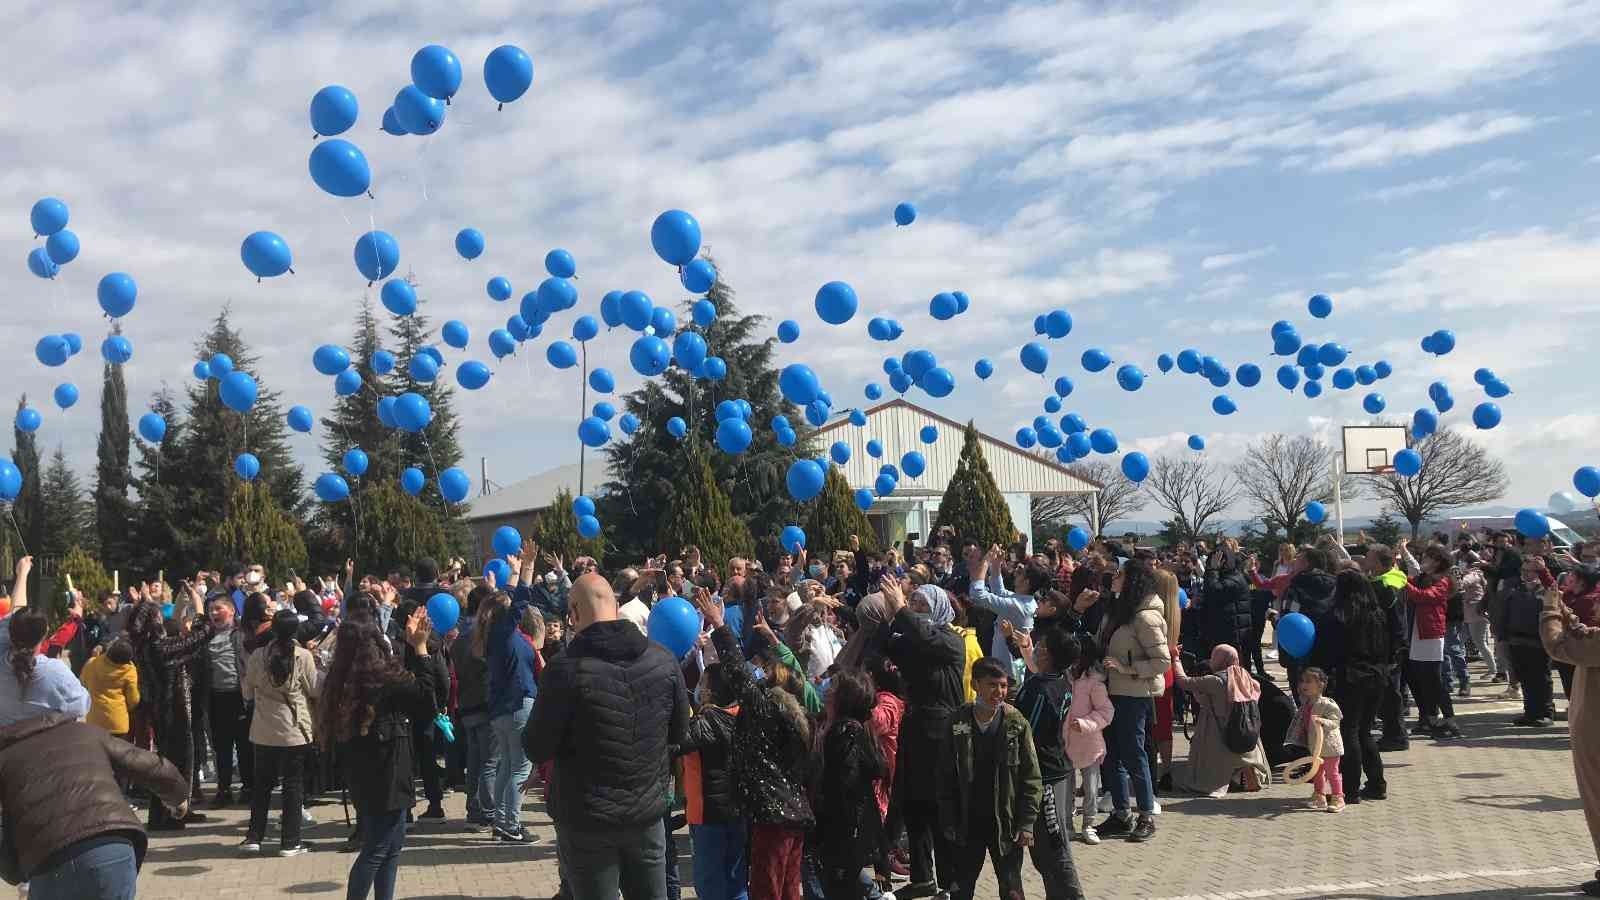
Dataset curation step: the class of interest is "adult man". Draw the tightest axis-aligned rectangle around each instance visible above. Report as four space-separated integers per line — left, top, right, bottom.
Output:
525 574 690 900
1365 545 1413 753
204 598 251 806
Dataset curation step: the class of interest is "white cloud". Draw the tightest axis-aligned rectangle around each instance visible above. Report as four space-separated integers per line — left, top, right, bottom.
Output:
1363 158 1526 202
1201 246 1276 270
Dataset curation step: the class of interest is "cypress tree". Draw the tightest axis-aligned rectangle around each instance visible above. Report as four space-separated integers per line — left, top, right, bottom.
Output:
10 397 44 582
93 333 134 570
806 466 879 557
39 446 91 562
932 422 1017 549
128 390 193 575
323 295 403 485
215 481 309 581
531 488 606 563
656 447 755 571
57 544 113 616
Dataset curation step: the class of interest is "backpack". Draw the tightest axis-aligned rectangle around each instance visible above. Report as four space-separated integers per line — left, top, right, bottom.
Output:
1219 694 1262 754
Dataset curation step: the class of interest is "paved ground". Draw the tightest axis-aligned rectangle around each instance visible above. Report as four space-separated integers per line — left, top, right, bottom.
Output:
135 661 1598 899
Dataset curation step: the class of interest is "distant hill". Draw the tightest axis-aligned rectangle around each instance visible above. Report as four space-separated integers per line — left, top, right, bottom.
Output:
1100 503 1598 539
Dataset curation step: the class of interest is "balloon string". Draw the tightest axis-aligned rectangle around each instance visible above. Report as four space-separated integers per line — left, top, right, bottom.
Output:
416 139 431 204
422 434 454 519
5 506 28 557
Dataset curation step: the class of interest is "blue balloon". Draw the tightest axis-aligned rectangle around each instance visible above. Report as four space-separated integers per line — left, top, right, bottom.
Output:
787 460 826 501
1176 349 1201 374
577 514 602 540
805 400 831 427
355 231 400 282
850 409 868 426
287 405 314 433
1304 380 1323 398
491 525 524 559
1089 428 1118 454
1574 466 1600 499
423 591 462 635
1121 451 1150 483
438 467 471 503
234 453 260 481
1080 348 1113 373
974 358 994 379
52 383 78 410
61 333 82 356
866 439 883 459
1061 414 1087 434
1308 294 1334 318
1187 434 1205 451
506 314 533 342
1020 342 1049 374
1355 365 1378 385
408 354 439 384
241 231 293 279
1317 343 1349 367
30 197 68 236
1514 508 1550 540
651 210 702 266
1278 612 1316 658
716 401 742 423
901 451 927 478
1016 428 1037 449
874 473 897 497
488 329 517 360
1394 447 1423 477
1473 367 1496 386
220 372 258 413
411 45 462 100
1053 376 1075 398
536 277 577 316
620 290 653 331
777 320 801 343
1157 353 1174 373
1374 360 1393 379
481 278 512 305
829 441 852 465
619 413 640 434
1208 367 1232 388
1044 310 1072 339
672 332 707 373
543 248 576 279
700 357 727 381
1067 527 1090 551
14 408 40 433
381 107 407 136
100 335 133 365
334 368 363 396
308 139 370 197
578 416 611 447
563 316 596 345
1303 363 1325 381
716 417 752 454
1485 379 1512 399
1065 433 1091 459
456 361 492 390
547 341 578 369
448 227 484 261
378 278 416 317
867 317 892 341
1236 364 1261 388
902 349 936 381
313 344 351 376
1273 331 1303 357
855 488 875 511
920 367 955 398
650 306 677 338
483 558 513 586
630 335 671 377
0 460 18 502
954 291 971 315
893 202 917 226
1429 329 1456 356
137 413 166 444
45 229 79 265
310 84 359 137
1212 394 1237 416
35 335 68 367
343 447 369 477
1412 408 1437 440
401 466 426 495
682 258 716 294
1305 501 1327 524
97 272 137 318
377 397 398 428
587 367 615 394
1363 393 1386 415
929 292 959 321
815 281 858 325
1115 364 1145 392
393 85 445 135
779 365 820 405
26 248 58 279
395 392 432 432
483 45 535 105
1472 402 1501 430
692 298 716 327
1331 368 1356 390
439 320 468 350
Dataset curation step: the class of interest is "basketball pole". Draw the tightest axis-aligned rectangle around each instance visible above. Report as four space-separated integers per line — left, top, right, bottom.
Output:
1332 450 1345 543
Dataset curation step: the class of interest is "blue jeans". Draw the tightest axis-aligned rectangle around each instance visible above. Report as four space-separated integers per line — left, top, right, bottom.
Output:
1440 624 1469 691
462 711 498 822
346 807 407 900
492 698 534 831
30 839 137 900
1100 695 1155 817
559 818 668 900
690 822 749 900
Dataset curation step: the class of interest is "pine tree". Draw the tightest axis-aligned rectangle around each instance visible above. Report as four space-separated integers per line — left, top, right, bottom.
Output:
385 273 463 511
39 446 90 561
10 397 43 585
532 488 606 563
342 481 451 577
57 544 113 616
1368 510 1404 548
655 448 755 570
806 466 878 557
603 262 808 559
215 482 309 581
932 422 1017 549
93 328 134 570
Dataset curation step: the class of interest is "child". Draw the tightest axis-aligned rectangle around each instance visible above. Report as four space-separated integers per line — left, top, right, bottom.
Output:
1063 635 1113 843
1286 667 1346 811
936 657 1043 900
80 637 140 739
677 661 747 900
815 669 890 900
1014 627 1087 899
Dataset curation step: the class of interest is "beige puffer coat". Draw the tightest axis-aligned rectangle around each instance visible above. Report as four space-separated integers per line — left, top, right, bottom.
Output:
1102 594 1171 697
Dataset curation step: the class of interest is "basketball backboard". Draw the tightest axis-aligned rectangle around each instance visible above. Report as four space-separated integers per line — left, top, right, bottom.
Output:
1342 425 1408 474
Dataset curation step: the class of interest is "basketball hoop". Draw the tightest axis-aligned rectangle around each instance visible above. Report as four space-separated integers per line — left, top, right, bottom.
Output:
1369 465 1395 476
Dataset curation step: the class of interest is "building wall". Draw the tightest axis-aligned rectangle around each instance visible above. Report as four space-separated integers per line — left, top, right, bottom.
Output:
465 508 543 565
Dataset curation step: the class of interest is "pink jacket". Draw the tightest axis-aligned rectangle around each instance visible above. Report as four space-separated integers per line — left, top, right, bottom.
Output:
1062 669 1114 769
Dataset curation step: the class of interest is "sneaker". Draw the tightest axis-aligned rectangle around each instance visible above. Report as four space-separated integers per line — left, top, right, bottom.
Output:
1128 815 1156 842
278 844 309 858
1095 813 1133 838
1491 672 1508 684
209 791 233 810
1459 684 1471 698
1377 737 1409 752
1080 826 1100 845
1327 796 1345 813
1345 792 1362 805
494 825 539 844
1360 784 1388 801
1435 720 1463 739
1309 794 1328 810
302 807 317 827
181 811 208 824
237 839 261 854
1148 800 1161 816
1498 686 1521 700
886 857 911 883
419 805 446 820
1409 720 1438 736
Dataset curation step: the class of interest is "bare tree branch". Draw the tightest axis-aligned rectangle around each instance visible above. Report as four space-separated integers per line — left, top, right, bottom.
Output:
1232 434 1359 533
1145 455 1241 542
1367 427 1509 538
1029 458 1145 535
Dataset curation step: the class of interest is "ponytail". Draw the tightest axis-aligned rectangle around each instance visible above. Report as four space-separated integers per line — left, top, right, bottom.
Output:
267 609 299 686
7 609 47 688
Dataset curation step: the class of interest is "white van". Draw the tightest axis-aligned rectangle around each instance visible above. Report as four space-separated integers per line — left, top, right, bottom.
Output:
1443 514 1585 549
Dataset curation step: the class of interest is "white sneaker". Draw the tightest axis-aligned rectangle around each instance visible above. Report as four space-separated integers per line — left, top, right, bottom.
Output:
1149 800 1162 815
1081 826 1100 845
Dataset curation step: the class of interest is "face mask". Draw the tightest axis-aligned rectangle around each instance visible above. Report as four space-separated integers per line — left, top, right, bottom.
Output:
244 571 262 586
808 565 824 578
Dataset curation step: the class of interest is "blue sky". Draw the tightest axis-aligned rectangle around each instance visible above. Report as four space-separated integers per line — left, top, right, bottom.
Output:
5 0 1599 522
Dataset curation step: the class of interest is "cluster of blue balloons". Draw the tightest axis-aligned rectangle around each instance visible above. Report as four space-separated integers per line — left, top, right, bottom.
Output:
28 198 81 277
1420 328 1456 356
573 494 601 540
1474 367 1513 399
927 291 972 322
1032 309 1073 340
716 399 755 454
35 333 85 368
879 350 955 400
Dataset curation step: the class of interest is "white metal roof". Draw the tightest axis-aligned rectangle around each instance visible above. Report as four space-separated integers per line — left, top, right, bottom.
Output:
461 463 584 521
813 399 1101 497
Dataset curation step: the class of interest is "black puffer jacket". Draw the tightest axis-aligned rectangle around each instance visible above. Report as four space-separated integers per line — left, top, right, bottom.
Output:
0 713 188 880
342 649 440 814
884 607 966 819
815 718 886 871
524 618 689 829
1203 568 1254 654
1283 570 1338 625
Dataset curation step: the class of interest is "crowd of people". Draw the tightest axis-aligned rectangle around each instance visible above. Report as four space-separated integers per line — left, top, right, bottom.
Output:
0 521 1598 900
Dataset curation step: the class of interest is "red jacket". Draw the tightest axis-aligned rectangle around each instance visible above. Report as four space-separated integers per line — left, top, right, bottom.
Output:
1404 575 1453 640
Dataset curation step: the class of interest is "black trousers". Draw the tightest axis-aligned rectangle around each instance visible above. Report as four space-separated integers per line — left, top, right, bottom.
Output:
946 834 1024 900
208 691 250 795
1248 593 1271 676
1029 780 1085 900
1510 643 1554 719
1380 663 1408 741
411 716 443 807
1335 681 1384 795
248 744 306 849
1408 660 1454 722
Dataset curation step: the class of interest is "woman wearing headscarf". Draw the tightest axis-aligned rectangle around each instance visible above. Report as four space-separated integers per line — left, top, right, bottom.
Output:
1170 644 1270 797
882 574 965 895
836 593 891 672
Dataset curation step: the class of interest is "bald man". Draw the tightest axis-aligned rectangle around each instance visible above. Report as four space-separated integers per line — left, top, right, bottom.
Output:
524 573 689 900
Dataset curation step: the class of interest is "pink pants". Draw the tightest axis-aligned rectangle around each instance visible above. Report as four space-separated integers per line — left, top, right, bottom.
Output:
1312 755 1344 797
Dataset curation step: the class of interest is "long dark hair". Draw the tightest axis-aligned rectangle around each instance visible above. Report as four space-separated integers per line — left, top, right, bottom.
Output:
1334 568 1379 618
1070 634 1102 680
344 591 379 625
7 609 46 686
125 601 166 649
1104 558 1159 632
319 618 405 745
267 609 300 686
